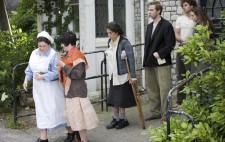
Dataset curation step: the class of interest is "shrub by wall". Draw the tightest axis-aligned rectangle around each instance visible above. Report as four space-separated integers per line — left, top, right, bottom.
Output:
148 12 225 142
0 27 36 111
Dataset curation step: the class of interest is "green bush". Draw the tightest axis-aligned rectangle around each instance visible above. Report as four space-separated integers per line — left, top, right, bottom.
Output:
147 14 225 141
0 0 75 112
0 27 36 111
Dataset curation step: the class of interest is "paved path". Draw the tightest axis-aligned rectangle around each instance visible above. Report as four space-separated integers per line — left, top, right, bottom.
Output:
0 104 160 142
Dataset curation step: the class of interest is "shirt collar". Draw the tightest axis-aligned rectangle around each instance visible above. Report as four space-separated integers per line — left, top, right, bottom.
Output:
36 47 51 56
109 35 120 47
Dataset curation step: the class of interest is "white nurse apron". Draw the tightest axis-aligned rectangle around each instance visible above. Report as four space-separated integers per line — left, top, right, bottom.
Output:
29 48 66 129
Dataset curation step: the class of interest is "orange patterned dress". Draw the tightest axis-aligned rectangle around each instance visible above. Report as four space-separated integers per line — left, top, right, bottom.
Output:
59 47 99 131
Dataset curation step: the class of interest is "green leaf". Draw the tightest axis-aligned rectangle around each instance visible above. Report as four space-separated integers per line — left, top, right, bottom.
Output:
181 122 188 129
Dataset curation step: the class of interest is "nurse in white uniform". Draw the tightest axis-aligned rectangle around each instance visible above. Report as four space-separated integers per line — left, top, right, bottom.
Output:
23 31 67 142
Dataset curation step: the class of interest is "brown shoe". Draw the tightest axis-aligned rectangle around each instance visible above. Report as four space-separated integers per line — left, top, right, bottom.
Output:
160 114 167 123
172 103 179 109
144 115 160 121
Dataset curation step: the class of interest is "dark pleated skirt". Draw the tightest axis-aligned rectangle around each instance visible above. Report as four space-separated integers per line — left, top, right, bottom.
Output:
107 79 136 108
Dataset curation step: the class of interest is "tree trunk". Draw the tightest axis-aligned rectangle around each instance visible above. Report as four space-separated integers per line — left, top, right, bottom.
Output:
0 0 10 31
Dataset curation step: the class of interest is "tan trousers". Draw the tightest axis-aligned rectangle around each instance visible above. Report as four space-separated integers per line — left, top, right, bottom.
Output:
145 65 171 117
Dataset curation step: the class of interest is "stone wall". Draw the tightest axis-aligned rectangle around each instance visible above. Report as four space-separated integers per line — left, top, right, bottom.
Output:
134 0 143 85
160 0 182 86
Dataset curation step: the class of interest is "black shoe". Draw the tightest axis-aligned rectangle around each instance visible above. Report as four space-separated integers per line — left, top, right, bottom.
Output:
106 118 120 129
115 119 129 129
74 131 81 141
64 132 75 142
36 138 48 142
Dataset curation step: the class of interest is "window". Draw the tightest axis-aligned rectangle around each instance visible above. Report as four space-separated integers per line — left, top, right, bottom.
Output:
200 0 225 35
70 0 79 33
95 0 108 37
201 0 225 18
95 0 126 37
113 0 126 35
72 4 79 33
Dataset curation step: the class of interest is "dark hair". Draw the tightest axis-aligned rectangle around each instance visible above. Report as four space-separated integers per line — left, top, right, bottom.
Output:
190 7 215 32
59 31 77 46
181 0 197 7
148 1 163 15
106 22 124 35
36 37 51 45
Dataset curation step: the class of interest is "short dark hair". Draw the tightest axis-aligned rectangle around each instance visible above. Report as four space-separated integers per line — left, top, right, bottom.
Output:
106 22 124 35
148 1 163 15
59 31 77 46
36 37 51 45
181 0 197 7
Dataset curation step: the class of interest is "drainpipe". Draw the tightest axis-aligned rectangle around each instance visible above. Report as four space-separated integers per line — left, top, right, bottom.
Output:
140 0 145 88
3 0 14 42
108 0 113 22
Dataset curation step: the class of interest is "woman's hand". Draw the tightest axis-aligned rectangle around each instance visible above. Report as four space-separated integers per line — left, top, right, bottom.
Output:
34 72 44 80
23 80 28 92
56 59 65 67
129 78 137 84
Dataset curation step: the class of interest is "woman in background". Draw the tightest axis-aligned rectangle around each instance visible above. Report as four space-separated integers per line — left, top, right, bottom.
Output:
105 22 137 130
190 7 215 33
189 7 215 72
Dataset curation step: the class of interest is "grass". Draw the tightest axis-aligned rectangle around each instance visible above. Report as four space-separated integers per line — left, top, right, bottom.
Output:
0 105 36 129
4 116 26 129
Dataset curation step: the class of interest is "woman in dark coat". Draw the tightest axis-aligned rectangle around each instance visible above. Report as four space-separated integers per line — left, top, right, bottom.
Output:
105 22 137 129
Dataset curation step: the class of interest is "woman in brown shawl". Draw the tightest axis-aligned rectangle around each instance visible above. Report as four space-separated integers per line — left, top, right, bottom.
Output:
56 31 98 142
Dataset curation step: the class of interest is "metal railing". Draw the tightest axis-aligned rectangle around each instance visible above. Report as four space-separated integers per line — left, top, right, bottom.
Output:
12 50 108 126
166 67 211 141
12 43 145 127
83 50 108 112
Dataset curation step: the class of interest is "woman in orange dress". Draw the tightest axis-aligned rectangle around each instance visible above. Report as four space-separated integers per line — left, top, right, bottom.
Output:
56 31 99 142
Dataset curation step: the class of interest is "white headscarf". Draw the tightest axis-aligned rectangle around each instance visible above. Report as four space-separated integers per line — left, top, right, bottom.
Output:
37 31 54 44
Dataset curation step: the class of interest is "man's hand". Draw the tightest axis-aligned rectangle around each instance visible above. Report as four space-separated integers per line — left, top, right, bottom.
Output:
153 52 160 59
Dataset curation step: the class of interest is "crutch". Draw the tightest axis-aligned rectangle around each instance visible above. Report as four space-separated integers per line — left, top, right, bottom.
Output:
121 51 146 129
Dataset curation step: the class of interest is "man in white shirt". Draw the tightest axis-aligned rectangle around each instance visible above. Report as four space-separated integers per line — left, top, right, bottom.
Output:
175 0 197 106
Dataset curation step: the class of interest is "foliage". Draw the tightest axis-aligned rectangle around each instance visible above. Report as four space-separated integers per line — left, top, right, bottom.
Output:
147 13 225 141
10 0 76 50
148 117 217 142
0 0 37 111
4 114 25 129
37 0 75 50
0 27 35 111
0 0 76 112
8 0 73 50
9 0 37 34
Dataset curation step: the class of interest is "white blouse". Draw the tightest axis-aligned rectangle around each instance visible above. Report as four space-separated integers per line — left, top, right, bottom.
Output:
105 36 129 86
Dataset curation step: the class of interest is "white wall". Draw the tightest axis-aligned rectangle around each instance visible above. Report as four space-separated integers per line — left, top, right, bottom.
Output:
37 0 137 92
79 0 97 91
126 0 135 44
